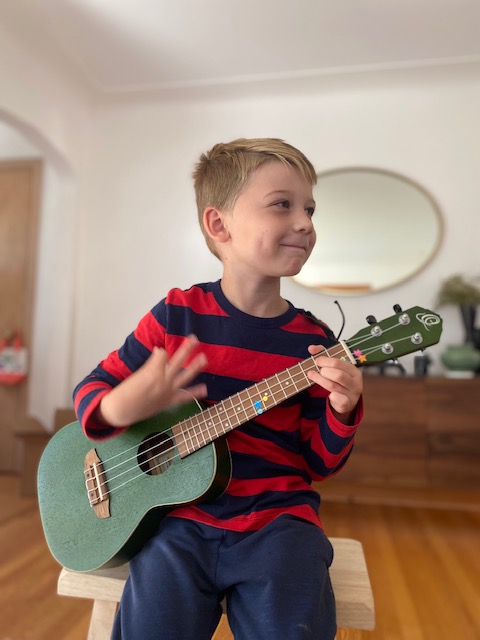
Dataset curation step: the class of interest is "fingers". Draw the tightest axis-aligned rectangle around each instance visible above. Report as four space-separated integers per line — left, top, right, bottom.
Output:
168 335 207 386
308 344 326 356
150 336 207 398
166 334 203 372
306 349 363 415
172 383 208 407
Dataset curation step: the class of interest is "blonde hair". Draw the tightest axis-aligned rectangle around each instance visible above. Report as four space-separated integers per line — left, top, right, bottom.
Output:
193 138 317 257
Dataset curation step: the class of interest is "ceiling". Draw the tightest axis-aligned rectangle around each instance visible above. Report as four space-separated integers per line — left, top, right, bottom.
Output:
5 0 480 95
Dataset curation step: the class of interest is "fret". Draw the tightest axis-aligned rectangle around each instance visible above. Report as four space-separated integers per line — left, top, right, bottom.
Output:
199 410 215 443
208 406 221 438
212 402 232 435
273 372 288 400
252 380 270 412
202 407 216 443
172 417 193 457
286 365 301 394
189 415 201 453
225 395 245 427
191 414 203 450
307 355 319 375
207 404 222 437
185 417 196 452
242 386 260 419
229 394 244 426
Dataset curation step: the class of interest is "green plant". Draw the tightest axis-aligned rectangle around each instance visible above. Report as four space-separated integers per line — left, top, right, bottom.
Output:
436 274 480 306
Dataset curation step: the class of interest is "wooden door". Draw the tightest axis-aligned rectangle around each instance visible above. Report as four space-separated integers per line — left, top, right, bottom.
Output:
0 159 42 472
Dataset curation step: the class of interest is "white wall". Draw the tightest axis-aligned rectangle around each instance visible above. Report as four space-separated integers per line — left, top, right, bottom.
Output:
1 8 479 430
74 76 480 382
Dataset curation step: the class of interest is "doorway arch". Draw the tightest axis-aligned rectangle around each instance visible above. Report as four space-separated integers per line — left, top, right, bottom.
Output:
0 108 77 431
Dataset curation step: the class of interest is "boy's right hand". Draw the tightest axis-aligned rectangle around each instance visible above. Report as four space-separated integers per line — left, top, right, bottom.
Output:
96 335 208 427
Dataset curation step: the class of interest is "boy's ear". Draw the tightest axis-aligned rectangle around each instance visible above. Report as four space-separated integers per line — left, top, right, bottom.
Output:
203 207 230 245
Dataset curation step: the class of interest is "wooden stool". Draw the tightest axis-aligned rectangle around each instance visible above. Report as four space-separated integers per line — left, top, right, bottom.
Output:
57 537 375 639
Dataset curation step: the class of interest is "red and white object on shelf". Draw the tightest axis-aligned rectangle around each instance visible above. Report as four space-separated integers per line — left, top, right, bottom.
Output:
0 332 28 385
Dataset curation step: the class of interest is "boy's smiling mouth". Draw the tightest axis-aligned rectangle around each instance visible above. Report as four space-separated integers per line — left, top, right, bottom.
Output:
281 243 309 251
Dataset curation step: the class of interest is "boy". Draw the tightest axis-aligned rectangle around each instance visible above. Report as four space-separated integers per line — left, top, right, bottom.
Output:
74 138 363 639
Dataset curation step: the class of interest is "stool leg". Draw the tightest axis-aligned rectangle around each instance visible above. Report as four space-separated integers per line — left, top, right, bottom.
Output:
87 599 118 640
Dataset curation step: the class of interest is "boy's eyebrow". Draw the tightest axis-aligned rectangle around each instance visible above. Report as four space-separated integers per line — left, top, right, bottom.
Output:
265 189 314 200
265 189 291 197
264 189 316 205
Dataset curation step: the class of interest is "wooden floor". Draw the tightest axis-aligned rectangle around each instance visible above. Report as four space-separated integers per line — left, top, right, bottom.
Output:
1 474 480 640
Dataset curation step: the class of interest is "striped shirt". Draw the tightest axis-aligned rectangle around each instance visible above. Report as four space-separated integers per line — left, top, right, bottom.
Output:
73 281 362 532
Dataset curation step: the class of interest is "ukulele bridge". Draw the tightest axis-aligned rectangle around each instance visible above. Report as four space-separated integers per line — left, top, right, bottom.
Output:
84 448 110 519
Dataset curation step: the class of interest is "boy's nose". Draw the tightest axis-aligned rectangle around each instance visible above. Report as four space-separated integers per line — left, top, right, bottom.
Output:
293 209 315 233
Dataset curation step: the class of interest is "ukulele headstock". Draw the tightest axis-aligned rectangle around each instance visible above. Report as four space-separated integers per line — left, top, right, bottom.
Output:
345 305 443 366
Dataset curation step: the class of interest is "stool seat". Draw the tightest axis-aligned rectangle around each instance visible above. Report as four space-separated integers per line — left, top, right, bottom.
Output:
57 537 375 639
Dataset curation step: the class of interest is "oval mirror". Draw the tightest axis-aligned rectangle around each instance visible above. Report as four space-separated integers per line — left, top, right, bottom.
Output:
293 168 443 295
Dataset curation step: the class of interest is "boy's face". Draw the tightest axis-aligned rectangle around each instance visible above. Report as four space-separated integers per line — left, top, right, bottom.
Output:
220 161 316 279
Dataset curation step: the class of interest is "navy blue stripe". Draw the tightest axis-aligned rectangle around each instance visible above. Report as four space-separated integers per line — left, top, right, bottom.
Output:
75 388 105 423
238 420 303 456
87 367 123 388
301 395 328 420
229 450 311 483
318 417 356 454
117 333 152 372
199 490 320 520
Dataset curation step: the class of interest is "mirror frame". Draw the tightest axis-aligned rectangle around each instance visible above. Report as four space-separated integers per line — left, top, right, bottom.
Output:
293 166 444 296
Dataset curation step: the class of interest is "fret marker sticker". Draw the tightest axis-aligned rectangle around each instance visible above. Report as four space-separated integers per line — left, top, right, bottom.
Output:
353 349 367 363
253 395 269 415
253 400 263 415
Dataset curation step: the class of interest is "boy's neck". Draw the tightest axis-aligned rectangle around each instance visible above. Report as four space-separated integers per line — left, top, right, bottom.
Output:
219 274 289 318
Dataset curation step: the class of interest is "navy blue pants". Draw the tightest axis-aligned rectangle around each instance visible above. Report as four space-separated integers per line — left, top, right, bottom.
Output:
111 515 336 639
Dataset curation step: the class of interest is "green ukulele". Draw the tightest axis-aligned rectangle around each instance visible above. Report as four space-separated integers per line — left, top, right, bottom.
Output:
38 306 442 572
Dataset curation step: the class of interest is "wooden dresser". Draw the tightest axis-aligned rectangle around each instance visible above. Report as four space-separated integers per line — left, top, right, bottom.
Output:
326 376 480 489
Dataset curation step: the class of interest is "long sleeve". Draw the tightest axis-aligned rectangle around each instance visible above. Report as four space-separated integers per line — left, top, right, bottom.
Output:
73 304 166 439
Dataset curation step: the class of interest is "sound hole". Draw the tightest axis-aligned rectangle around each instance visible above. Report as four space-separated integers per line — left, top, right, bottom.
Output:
138 432 173 476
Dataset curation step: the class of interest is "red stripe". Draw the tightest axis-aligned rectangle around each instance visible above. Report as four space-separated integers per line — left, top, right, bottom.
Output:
253 404 301 433
77 387 128 440
169 504 323 532
325 396 364 437
226 475 310 497
73 380 109 410
227 430 305 469
134 312 165 350
167 340 298 382
99 350 132 380
168 286 228 317
282 314 328 336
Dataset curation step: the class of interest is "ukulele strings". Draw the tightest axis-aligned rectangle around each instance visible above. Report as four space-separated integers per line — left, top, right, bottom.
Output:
89 353 327 496
88 324 412 498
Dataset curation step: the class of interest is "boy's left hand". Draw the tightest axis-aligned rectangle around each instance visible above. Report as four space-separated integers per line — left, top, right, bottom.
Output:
307 345 363 426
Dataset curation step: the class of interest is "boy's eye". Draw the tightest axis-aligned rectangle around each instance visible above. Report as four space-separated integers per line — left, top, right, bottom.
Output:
276 200 290 209
306 207 315 217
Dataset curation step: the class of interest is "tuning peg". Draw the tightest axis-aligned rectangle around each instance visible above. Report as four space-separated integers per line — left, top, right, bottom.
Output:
366 315 377 325
393 304 403 313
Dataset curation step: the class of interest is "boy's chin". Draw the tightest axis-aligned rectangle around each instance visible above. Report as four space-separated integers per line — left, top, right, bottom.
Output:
282 262 306 277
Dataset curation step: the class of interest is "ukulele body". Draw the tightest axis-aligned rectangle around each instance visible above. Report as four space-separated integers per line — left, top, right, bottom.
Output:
38 401 231 572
